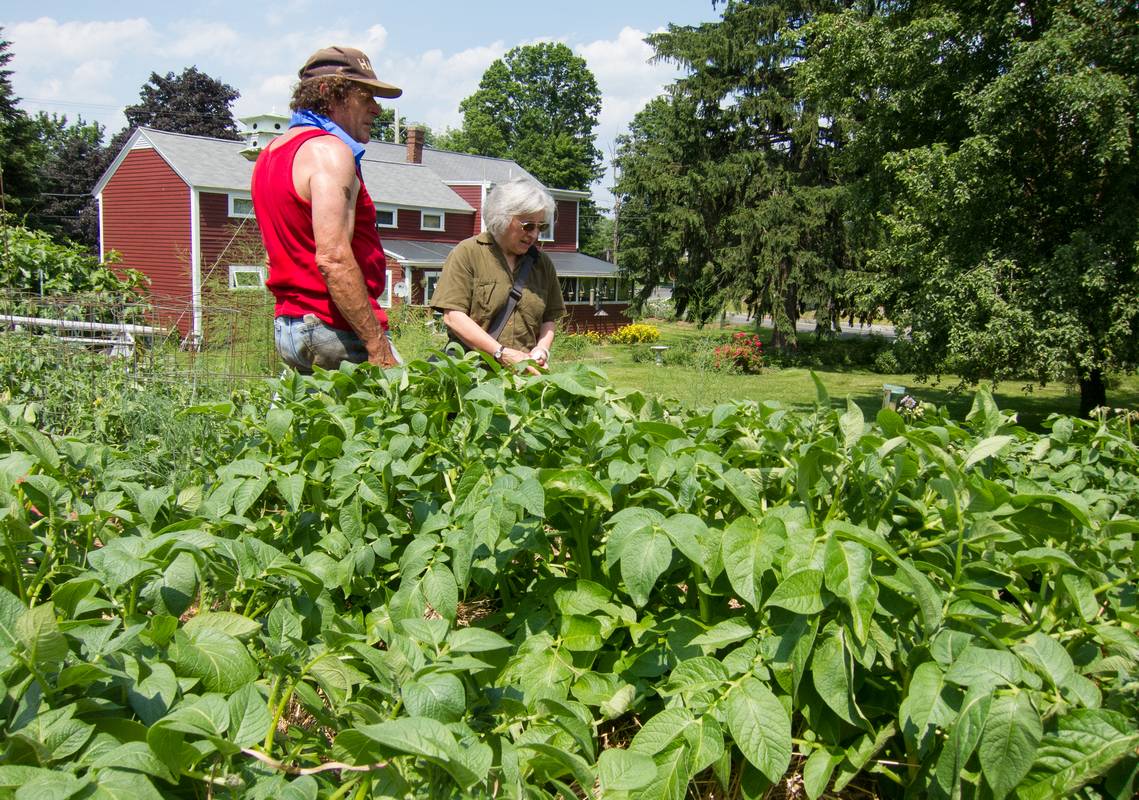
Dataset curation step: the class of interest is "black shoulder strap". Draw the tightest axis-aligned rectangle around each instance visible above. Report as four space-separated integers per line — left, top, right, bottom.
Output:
487 248 537 342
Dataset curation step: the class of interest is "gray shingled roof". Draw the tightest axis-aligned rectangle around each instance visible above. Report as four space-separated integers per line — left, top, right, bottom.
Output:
364 141 540 185
381 238 615 278
94 128 474 213
381 239 454 265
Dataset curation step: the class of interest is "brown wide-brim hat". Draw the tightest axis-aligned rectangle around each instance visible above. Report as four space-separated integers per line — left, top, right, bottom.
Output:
299 45 403 98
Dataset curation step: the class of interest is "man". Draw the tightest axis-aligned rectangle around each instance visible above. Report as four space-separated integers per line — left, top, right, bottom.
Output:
252 45 401 372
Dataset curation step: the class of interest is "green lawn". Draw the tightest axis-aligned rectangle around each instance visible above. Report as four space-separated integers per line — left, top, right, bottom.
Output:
548 320 1139 430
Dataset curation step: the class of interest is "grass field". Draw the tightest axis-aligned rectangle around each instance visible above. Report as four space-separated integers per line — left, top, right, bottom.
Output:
545 319 1139 430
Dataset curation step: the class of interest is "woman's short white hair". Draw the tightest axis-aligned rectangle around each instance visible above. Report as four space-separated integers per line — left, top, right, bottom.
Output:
484 177 556 239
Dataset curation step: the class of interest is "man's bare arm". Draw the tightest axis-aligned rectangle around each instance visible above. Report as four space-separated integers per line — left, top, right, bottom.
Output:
302 137 395 367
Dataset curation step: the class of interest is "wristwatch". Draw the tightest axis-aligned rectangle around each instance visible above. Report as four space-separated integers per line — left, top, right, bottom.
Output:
493 345 505 361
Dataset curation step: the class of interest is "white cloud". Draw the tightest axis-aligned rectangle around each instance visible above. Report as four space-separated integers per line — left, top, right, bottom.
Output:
166 20 241 59
380 43 505 131
6 17 155 67
575 26 683 150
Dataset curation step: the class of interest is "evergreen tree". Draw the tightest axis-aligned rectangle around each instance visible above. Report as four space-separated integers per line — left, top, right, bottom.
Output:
616 1 851 347
0 30 44 219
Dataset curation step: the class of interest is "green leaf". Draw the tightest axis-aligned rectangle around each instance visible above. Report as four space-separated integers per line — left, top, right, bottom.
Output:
765 569 825 614
12 770 88 800
128 662 179 726
823 537 875 643
661 513 706 565
265 408 294 443
1014 632 1074 689
336 717 483 788
403 672 466 723
962 435 1014 470
448 627 511 653
802 748 842 800
839 400 864 450
17 602 68 670
275 474 305 512
725 676 791 783
721 516 781 610
227 683 273 748
560 614 603 652
183 611 262 641
810 371 830 407
630 708 695 755
721 468 761 516
1017 709 1139 800
689 619 754 650
598 748 657 792
422 563 459 621
978 692 1041 799
518 742 596 793
540 467 613 511
169 629 258 694
899 661 953 758
934 689 991 798
811 629 868 729
620 527 673 608
88 742 176 784
945 646 1024 691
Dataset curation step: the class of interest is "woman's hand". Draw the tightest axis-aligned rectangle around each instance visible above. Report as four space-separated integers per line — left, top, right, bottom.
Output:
528 346 549 368
498 347 542 375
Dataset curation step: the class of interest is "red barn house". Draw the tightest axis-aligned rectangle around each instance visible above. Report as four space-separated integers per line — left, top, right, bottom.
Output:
93 122 629 341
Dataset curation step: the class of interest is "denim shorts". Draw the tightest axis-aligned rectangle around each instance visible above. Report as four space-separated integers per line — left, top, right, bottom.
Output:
274 314 402 374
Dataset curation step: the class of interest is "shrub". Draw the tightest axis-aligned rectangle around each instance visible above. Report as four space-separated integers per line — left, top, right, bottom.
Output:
611 322 661 344
553 332 595 361
712 331 765 373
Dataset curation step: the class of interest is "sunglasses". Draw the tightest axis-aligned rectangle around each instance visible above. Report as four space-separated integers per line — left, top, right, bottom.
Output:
518 220 550 233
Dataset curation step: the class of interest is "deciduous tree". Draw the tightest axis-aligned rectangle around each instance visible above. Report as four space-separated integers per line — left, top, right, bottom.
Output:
802 0 1139 414
452 42 603 192
122 66 241 141
28 113 105 249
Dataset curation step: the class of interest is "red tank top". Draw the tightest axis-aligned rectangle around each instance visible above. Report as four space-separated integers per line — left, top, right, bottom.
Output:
251 128 389 331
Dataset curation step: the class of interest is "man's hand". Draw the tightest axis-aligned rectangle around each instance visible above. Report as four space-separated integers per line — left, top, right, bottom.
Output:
367 336 398 368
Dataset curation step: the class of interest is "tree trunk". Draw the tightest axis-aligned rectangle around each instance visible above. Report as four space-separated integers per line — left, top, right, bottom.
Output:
769 261 800 352
1078 368 1106 419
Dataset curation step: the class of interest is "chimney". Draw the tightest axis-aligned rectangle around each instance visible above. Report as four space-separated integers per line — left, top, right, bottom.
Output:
406 125 425 164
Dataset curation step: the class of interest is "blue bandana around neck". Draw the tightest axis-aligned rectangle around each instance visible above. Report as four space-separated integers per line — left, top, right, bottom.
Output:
290 109 365 166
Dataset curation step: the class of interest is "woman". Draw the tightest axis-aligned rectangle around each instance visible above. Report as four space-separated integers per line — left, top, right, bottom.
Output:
431 178 564 370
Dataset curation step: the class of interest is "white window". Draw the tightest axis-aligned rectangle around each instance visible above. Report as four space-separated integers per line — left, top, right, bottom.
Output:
421 209 445 232
376 205 398 228
424 271 442 304
539 218 554 242
228 194 255 218
379 269 394 308
229 264 265 290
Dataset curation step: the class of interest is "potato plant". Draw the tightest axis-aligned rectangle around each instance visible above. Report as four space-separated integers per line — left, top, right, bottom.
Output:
0 355 1136 799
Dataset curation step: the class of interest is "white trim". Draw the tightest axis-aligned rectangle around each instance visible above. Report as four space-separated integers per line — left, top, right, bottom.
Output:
479 183 488 233
375 205 399 228
379 268 394 308
575 202 580 250
420 209 445 232
228 193 255 218
228 264 266 290
548 188 591 200
190 189 202 339
97 192 105 261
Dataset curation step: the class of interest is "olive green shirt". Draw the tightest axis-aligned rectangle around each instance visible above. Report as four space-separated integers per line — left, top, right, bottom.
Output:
431 232 565 351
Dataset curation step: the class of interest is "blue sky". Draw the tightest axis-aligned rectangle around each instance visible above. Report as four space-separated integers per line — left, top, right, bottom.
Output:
2 2 721 200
